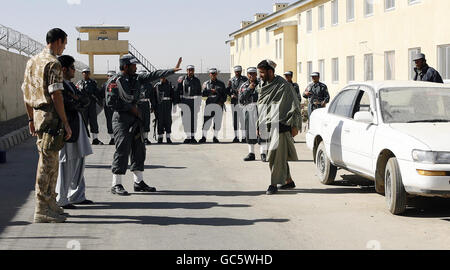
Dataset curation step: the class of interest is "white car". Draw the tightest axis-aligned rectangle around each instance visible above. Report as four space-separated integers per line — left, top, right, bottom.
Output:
306 81 450 215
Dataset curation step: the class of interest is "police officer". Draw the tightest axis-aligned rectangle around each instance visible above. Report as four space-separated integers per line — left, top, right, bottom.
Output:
101 71 116 145
226 65 248 143
76 68 104 145
137 70 153 145
153 76 175 144
239 67 268 162
199 68 227 144
303 72 330 119
284 71 302 103
106 55 182 196
413 53 444 83
177 65 202 144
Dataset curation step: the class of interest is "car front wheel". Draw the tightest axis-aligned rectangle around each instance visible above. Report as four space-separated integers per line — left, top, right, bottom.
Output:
315 141 337 185
385 157 407 215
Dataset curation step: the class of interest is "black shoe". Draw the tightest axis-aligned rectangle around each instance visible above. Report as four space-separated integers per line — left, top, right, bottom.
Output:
166 138 173 144
158 138 163 144
134 181 157 192
74 199 94 205
199 137 207 144
244 153 256 161
266 185 278 195
111 184 129 196
108 138 115 145
190 138 198 144
241 138 247 143
232 137 240 143
184 138 191 144
62 204 77 209
213 137 220 143
144 138 152 145
261 154 267 162
92 139 104 145
280 181 296 190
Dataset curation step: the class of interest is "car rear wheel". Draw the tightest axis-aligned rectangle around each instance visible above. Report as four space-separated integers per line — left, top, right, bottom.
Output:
315 141 337 185
385 157 407 215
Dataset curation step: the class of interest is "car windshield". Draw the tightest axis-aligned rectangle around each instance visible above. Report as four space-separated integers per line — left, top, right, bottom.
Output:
379 87 450 124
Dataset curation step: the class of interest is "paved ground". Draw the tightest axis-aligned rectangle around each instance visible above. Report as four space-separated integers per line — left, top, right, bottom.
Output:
0 106 449 250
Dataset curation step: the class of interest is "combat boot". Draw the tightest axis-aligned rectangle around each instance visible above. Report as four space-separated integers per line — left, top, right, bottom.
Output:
48 199 65 215
34 201 66 223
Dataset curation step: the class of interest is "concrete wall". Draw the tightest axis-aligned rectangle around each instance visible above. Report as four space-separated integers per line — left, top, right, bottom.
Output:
0 48 83 122
0 49 29 121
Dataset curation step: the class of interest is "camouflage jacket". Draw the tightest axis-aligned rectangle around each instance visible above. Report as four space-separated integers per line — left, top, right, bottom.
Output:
21 47 64 132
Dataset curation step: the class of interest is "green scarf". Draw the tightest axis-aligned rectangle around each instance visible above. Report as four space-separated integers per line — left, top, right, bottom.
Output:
257 75 302 131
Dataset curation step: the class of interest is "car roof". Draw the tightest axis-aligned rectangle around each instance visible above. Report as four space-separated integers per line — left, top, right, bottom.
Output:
344 81 450 92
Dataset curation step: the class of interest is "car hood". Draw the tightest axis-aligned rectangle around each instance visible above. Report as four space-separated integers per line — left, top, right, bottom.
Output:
389 123 450 151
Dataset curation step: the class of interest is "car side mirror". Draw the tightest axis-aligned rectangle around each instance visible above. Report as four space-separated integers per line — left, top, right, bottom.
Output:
354 111 373 124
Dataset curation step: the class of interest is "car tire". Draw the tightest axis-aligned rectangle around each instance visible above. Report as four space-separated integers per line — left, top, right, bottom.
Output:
315 141 337 185
385 157 407 215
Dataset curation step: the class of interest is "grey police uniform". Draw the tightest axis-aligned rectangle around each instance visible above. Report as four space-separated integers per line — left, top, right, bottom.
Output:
101 81 114 135
202 79 227 135
153 80 175 136
76 78 100 134
303 82 330 117
227 75 248 136
414 64 444 83
177 75 202 139
239 79 260 145
106 69 175 176
291 82 302 103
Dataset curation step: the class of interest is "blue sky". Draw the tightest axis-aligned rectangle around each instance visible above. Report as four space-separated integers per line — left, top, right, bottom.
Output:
1 0 287 73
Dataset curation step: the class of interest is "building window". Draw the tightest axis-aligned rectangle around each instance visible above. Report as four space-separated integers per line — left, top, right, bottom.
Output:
385 51 395 80
347 0 354 21
332 58 339 83
331 0 339 26
364 54 374 81
279 39 283 59
235 39 239 52
347 56 355 82
242 36 245 51
256 30 260 47
408 0 421 5
307 61 313 83
438 44 450 80
249 33 252 49
275 39 279 59
298 62 302 73
408 47 421 80
385 0 395 10
266 30 270 44
307 10 312 33
364 0 374 17
318 59 325 81
318 5 325 30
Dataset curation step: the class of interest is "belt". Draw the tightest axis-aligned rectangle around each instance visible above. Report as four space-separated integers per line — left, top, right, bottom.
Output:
209 95 217 98
182 96 196 99
139 99 150 102
162 97 172 101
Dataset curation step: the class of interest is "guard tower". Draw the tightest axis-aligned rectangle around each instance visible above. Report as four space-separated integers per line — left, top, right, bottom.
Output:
76 25 157 81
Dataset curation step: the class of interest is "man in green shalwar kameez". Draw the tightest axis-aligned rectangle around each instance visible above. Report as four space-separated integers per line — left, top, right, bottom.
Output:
256 60 302 195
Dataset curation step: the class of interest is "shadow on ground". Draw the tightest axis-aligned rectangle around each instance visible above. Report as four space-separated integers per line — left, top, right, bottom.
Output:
76 201 250 210
67 215 290 226
85 164 187 170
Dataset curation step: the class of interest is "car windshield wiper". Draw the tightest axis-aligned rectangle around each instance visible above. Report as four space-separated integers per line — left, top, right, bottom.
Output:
407 119 450 123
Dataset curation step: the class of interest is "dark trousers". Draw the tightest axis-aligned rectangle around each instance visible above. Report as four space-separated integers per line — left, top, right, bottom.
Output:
111 113 146 174
137 101 151 133
104 105 114 134
180 98 198 137
157 101 172 135
83 101 99 134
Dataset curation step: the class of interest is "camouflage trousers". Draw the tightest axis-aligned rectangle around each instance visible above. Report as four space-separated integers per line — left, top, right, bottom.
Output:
35 133 60 212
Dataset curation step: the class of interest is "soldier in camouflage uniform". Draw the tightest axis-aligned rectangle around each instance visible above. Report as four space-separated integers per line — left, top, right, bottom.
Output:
105 55 182 196
22 28 72 223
